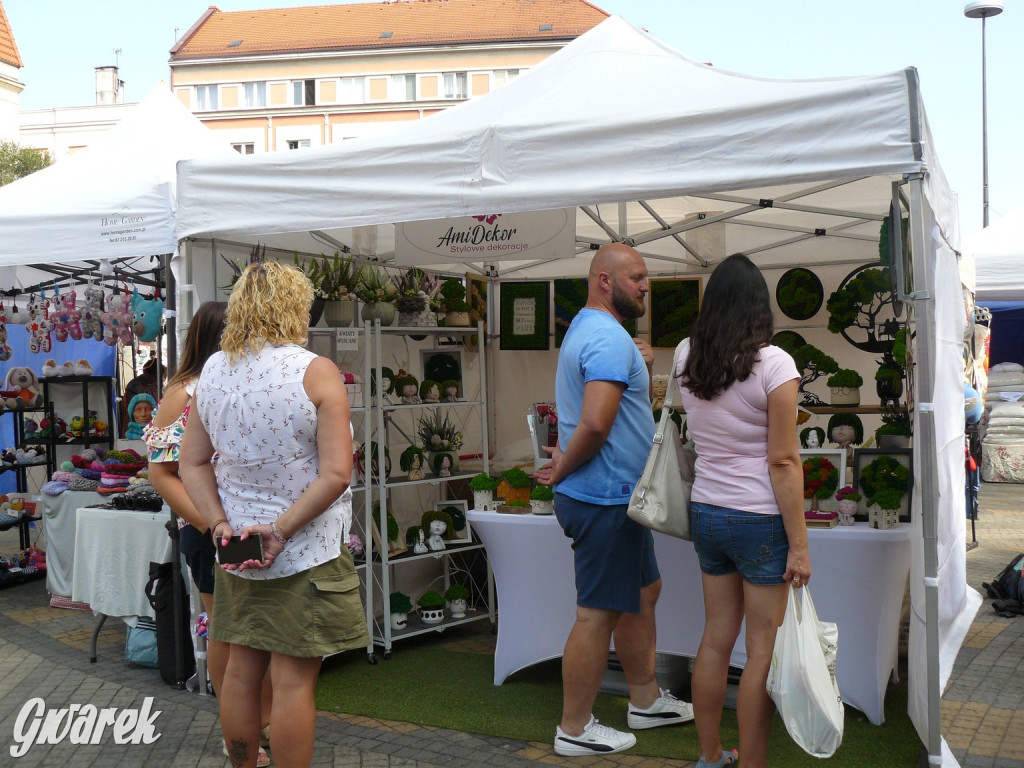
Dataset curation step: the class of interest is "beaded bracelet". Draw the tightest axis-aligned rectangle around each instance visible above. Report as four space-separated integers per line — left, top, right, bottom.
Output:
269 522 287 544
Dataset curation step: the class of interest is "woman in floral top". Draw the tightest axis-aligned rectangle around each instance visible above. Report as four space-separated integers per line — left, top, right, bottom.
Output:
180 263 368 768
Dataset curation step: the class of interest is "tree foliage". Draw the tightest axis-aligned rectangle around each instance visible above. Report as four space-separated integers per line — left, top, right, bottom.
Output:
0 141 52 187
791 344 839 404
826 267 896 353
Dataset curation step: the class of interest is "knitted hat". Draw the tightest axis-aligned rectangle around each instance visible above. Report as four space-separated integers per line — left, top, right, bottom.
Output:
127 393 157 423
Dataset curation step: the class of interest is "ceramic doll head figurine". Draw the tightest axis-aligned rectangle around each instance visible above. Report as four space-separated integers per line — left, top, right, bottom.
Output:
442 379 460 402
651 375 669 411
419 379 440 403
427 518 447 551
439 454 452 477
800 426 825 449
827 413 863 464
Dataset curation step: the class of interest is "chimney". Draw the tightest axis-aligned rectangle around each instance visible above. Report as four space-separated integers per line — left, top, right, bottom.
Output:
95 66 125 105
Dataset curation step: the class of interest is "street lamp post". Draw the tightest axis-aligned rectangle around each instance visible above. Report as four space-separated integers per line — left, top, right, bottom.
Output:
964 1 1003 228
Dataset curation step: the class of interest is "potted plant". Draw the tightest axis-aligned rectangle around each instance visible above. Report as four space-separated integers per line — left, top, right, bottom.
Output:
393 267 441 327
416 410 463 473
219 242 268 292
834 485 861 526
802 455 839 512
497 467 532 505
439 278 471 327
390 591 412 630
417 590 446 625
444 583 471 619
875 406 912 449
297 251 360 327
826 368 863 407
469 472 498 510
354 266 398 325
874 358 904 409
530 483 555 515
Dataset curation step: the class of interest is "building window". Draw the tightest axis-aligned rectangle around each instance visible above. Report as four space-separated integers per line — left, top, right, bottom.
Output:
195 85 219 111
286 139 311 150
243 82 266 108
443 72 468 99
292 80 316 106
493 69 520 89
340 77 365 104
389 74 416 101
232 143 255 155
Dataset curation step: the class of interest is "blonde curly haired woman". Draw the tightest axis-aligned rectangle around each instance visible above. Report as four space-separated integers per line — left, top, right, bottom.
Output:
181 262 368 768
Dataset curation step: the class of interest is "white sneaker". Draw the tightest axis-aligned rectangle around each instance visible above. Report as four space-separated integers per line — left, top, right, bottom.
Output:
554 715 636 756
627 688 695 729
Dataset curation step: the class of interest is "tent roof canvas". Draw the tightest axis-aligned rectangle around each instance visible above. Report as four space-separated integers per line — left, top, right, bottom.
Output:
963 203 1024 302
177 15 957 280
0 84 236 272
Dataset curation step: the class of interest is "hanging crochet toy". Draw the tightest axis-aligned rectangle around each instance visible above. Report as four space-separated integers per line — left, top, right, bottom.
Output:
131 287 163 343
101 293 133 346
80 284 105 342
0 303 11 362
25 292 53 354
50 288 83 343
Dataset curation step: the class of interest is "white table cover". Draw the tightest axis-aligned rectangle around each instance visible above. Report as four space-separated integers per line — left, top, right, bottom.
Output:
71 506 173 624
42 490 105 597
468 511 911 725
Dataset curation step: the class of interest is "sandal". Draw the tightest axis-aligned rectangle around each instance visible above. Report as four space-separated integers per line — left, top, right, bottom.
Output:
696 748 738 768
223 739 271 767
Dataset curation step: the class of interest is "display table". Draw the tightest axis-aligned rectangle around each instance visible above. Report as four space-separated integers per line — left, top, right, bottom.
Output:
71 506 173 660
468 511 911 725
42 490 105 599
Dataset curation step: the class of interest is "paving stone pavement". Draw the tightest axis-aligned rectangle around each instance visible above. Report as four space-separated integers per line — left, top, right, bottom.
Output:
0 480 1019 767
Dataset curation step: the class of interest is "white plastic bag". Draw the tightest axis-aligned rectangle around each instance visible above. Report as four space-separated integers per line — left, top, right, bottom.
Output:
766 585 844 758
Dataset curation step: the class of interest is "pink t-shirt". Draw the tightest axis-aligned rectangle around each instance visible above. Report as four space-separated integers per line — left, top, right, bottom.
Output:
676 341 799 516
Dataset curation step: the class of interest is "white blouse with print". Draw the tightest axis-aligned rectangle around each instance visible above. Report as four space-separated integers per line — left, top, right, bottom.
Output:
194 344 349 580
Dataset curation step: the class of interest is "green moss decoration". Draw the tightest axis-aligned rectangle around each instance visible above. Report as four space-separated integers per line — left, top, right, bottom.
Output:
421 509 455 539
499 467 532 488
417 590 445 609
389 592 412 614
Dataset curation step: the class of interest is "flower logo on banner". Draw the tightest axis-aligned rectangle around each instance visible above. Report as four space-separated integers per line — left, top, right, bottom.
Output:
472 214 501 225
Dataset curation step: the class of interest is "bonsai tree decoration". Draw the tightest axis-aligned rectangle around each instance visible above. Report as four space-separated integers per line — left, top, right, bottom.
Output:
825 368 864 407
859 454 909 529
826 266 898 354
470 472 498 510
444 583 471 618
875 406 912 449
791 344 839 406
802 455 839 512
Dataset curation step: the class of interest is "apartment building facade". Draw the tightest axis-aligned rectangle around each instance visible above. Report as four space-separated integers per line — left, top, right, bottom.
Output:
168 0 609 154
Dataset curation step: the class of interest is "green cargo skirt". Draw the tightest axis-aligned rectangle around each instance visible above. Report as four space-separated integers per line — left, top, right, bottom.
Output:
211 550 369 657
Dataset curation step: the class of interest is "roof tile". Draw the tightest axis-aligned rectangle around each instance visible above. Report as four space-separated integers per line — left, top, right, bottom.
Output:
0 0 23 69
172 0 609 59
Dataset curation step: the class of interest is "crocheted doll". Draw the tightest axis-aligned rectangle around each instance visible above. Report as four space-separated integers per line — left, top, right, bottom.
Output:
25 293 53 354
125 393 157 440
50 289 83 343
101 294 133 347
0 303 11 362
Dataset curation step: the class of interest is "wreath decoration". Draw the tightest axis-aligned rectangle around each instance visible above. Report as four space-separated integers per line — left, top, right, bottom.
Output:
858 455 909 507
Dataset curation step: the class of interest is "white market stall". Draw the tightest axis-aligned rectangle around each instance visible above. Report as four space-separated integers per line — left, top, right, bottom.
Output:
175 16 979 766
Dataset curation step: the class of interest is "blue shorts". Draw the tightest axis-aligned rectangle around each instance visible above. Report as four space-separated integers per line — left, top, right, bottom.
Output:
690 502 789 586
179 524 217 594
554 493 660 613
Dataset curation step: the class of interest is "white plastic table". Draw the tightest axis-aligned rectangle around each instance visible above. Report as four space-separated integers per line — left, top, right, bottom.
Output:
468 511 910 725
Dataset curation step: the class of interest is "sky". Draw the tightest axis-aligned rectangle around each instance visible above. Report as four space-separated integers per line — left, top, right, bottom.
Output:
6 0 1023 239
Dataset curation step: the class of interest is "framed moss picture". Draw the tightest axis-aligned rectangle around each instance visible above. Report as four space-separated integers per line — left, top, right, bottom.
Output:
649 278 701 349
772 330 807 355
500 281 550 350
776 267 824 320
554 278 636 346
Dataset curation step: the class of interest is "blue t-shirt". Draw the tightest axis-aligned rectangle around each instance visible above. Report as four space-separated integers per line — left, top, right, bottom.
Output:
555 309 654 505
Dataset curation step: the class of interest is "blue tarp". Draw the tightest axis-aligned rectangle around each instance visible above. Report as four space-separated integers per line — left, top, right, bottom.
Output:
985 301 1024 367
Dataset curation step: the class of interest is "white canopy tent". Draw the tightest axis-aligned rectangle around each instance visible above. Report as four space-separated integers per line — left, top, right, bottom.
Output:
963 202 1024 302
0 84 236 287
176 17 980 765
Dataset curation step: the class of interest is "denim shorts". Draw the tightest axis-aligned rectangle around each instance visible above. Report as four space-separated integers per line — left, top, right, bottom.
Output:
690 502 789 585
554 493 660 614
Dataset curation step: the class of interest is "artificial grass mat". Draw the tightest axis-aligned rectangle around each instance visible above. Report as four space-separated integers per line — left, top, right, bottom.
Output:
315 633 923 767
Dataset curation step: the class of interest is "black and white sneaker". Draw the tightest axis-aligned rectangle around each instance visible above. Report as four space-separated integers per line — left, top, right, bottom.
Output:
554 715 636 756
627 688 695 729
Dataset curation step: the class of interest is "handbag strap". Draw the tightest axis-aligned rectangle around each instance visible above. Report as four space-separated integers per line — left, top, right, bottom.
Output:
653 339 687 441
